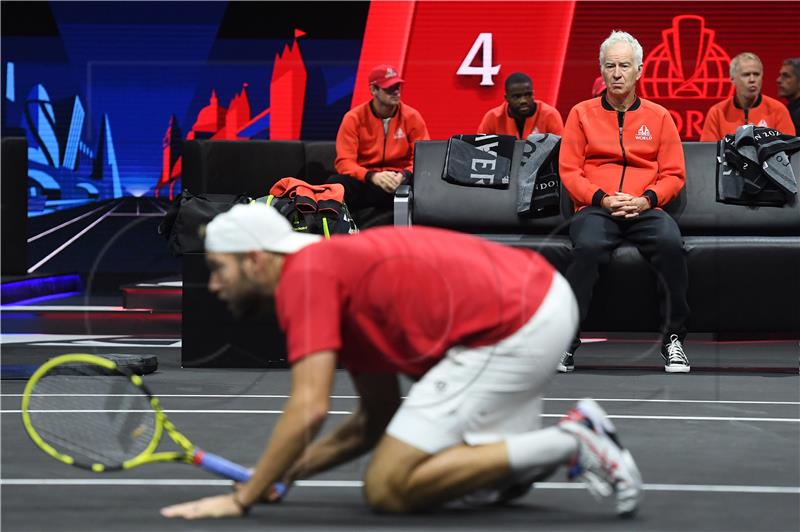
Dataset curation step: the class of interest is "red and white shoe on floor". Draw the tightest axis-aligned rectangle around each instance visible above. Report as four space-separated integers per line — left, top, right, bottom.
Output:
559 399 642 517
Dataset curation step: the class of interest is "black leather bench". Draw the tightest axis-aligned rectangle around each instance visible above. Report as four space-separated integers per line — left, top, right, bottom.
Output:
396 141 800 334
2 137 28 275
179 138 799 368
183 140 330 195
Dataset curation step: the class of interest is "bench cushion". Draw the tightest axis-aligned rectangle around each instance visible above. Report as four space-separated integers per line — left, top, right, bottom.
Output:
412 141 570 233
412 140 800 237
183 140 307 197
303 141 337 186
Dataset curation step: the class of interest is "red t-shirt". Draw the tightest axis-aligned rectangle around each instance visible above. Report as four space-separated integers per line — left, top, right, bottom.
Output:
276 227 555 377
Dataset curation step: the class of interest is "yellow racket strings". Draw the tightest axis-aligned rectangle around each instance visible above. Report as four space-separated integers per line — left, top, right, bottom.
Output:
25 358 158 469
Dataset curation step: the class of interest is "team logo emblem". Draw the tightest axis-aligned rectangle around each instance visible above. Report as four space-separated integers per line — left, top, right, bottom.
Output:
635 124 653 141
640 15 733 99
394 127 405 139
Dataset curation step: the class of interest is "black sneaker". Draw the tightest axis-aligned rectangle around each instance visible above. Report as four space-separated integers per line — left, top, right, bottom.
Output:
558 352 575 373
661 334 690 373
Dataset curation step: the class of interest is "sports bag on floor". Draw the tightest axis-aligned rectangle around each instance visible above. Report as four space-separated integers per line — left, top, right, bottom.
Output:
159 189 251 255
252 178 357 238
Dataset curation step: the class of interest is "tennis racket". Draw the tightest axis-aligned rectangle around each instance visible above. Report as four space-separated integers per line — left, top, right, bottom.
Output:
21 353 255 482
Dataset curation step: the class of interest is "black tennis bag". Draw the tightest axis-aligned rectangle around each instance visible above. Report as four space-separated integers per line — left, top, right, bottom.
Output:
717 127 800 207
158 189 250 255
251 193 357 238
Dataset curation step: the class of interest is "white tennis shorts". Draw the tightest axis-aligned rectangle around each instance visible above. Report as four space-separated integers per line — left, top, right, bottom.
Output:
386 272 578 454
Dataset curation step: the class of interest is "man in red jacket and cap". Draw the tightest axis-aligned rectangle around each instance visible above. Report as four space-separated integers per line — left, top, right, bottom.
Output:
559 31 691 374
328 65 430 216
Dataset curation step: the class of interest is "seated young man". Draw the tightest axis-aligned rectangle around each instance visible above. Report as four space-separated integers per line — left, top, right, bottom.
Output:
478 72 564 138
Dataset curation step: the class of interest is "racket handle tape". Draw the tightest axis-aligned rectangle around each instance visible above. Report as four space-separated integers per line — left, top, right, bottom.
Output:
193 450 287 499
192 449 251 482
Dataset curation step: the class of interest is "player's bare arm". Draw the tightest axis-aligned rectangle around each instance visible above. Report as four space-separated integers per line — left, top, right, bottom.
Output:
161 351 337 519
283 372 401 488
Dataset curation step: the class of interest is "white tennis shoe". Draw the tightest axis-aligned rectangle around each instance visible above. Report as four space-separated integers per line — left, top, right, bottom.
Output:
558 399 642 517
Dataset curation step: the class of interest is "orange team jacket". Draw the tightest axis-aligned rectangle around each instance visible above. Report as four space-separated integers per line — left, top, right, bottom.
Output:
477 101 564 138
334 101 430 181
559 95 685 211
269 177 345 204
700 94 796 141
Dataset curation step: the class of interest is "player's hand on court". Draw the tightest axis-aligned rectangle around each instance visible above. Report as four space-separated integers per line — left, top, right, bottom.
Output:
160 493 245 519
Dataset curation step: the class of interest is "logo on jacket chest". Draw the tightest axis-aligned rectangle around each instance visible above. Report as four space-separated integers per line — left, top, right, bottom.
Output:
635 124 653 141
394 126 406 140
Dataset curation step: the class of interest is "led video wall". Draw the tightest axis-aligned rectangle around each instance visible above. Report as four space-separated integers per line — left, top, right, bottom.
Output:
2 1 798 218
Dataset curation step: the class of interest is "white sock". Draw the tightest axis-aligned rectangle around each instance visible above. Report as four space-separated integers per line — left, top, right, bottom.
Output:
505 426 578 473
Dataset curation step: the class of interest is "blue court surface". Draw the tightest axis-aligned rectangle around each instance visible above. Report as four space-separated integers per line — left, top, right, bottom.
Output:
1 335 798 531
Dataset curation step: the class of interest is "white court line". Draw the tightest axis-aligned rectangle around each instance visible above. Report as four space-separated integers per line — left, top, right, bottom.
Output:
0 305 150 311
28 201 122 273
547 397 800 405
3 410 798 422
0 334 125 344
147 198 168 214
2 393 797 406
1 479 797 494
27 203 112 243
106 213 164 217
3 409 351 415
33 341 182 348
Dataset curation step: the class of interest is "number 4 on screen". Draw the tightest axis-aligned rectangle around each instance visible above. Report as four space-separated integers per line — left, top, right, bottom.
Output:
457 33 501 86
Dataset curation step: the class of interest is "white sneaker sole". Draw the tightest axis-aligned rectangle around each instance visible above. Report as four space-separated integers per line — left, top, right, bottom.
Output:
574 400 642 517
664 365 690 373
616 449 642 517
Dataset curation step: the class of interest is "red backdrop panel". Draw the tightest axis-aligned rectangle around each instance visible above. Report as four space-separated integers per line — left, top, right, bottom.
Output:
356 1 799 141
561 1 800 139
357 1 576 140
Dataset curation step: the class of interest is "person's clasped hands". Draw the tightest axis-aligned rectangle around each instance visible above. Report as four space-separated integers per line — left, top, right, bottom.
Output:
601 191 651 218
369 170 403 193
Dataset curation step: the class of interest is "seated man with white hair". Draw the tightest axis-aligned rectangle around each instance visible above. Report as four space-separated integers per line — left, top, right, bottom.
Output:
559 30 691 374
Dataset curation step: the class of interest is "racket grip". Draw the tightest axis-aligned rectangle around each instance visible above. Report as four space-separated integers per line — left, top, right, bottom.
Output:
193 450 252 483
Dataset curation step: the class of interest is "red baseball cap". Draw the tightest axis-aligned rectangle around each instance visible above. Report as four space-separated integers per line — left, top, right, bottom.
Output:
369 64 404 89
